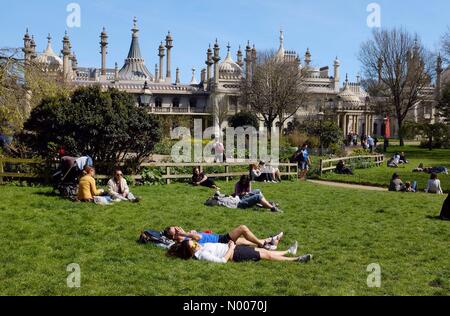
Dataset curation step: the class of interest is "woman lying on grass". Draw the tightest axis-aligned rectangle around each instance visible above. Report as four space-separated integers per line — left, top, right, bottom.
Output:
164 225 284 250
168 239 313 264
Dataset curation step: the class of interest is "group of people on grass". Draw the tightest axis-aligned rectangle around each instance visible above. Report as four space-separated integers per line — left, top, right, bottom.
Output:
387 152 409 168
77 166 139 203
163 225 312 264
389 172 444 194
201 175 282 213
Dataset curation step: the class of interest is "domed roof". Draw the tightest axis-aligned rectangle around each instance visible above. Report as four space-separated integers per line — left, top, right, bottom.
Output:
218 45 242 79
338 78 362 105
35 34 63 69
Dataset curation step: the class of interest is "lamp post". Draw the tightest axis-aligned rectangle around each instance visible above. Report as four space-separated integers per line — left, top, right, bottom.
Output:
318 111 325 156
140 81 151 107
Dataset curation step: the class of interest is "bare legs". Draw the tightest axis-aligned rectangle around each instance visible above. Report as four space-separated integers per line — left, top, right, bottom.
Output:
228 225 281 248
255 248 299 262
255 197 274 210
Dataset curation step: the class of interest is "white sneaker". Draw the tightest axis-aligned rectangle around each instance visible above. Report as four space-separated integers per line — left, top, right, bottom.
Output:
271 232 284 244
288 241 298 255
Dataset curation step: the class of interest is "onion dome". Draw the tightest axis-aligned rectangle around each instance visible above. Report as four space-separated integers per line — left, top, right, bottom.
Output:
35 34 63 70
218 44 242 79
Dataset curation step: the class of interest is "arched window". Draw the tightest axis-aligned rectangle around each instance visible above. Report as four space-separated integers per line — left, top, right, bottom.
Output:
172 97 180 108
189 98 197 108
154 97 162 107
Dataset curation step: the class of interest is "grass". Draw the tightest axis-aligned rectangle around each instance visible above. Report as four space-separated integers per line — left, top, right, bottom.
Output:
0 180 449 296
320 146 450 192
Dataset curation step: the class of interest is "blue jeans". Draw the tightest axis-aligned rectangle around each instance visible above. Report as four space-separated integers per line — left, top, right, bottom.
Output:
238 190 263 209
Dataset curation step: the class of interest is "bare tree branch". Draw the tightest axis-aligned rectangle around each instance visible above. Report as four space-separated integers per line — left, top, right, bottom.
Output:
240 50 309 133
359 28 434 145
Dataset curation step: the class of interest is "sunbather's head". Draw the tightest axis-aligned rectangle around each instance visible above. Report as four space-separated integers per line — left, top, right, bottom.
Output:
430 173 438 180
192 167 200 176
168 240 196 260
392 173 400 180
239 175 251 187
163 226 177 240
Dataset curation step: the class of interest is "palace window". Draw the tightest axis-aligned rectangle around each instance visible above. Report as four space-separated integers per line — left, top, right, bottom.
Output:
189 98 197 108
172 97 180 108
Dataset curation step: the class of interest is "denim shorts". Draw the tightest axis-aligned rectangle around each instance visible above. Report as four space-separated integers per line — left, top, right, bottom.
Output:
238 192 263 209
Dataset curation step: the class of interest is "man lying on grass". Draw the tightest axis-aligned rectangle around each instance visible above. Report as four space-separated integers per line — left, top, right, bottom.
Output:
163 225 284 250
168 239 313 264
205 190 282 212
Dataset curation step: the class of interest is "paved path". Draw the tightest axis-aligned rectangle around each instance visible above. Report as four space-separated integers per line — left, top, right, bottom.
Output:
307 180 387 192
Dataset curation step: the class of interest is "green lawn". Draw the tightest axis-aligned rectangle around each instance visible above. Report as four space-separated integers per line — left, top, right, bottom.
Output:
320 146 450 192
0 180 448 296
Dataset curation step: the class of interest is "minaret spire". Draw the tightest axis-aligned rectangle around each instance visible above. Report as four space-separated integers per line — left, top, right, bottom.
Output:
100 27 108 79
165 31 173 83
119 17 153 81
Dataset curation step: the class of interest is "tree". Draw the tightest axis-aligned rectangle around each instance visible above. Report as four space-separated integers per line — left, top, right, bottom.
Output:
22 86 161 171
359 28 434 146
442 26 450 63
0 48 71 136
419 122 448 150
240 50 308 134
228 111 259 129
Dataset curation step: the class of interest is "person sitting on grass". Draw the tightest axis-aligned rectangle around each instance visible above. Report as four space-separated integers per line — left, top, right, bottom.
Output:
205 190 282 213
440 194 450 221
168 239 312 264
163 225 284 250
335 160 353 175
267 160 282 182
192 167 220 190
107 169 139 202
234 175 252 198
388 173 405 192
387 157 399 168
425 173 444 194
259 161 277 183
404 181 417 193
399 152 409 164
77 166 104 202
249 164 269 182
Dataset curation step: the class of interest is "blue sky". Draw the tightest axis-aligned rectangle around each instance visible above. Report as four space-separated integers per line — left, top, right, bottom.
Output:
0 0 448 83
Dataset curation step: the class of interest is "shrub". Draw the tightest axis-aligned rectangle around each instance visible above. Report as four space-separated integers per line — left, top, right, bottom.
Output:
228 111 259 129
20 86 161 172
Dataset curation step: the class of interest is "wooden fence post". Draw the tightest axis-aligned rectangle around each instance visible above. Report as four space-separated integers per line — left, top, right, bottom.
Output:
166 166 171 185
225 165 229 183
319 159 323 177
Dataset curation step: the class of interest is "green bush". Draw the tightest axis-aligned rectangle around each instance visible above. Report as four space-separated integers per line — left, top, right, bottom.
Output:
20 86 162 172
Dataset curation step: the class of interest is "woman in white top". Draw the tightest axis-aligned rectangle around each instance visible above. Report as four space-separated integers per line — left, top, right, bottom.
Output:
425 173 444 194
168 239 312 264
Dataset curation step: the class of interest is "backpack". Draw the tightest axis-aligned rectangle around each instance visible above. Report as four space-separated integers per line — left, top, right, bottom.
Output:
138 230 175 249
